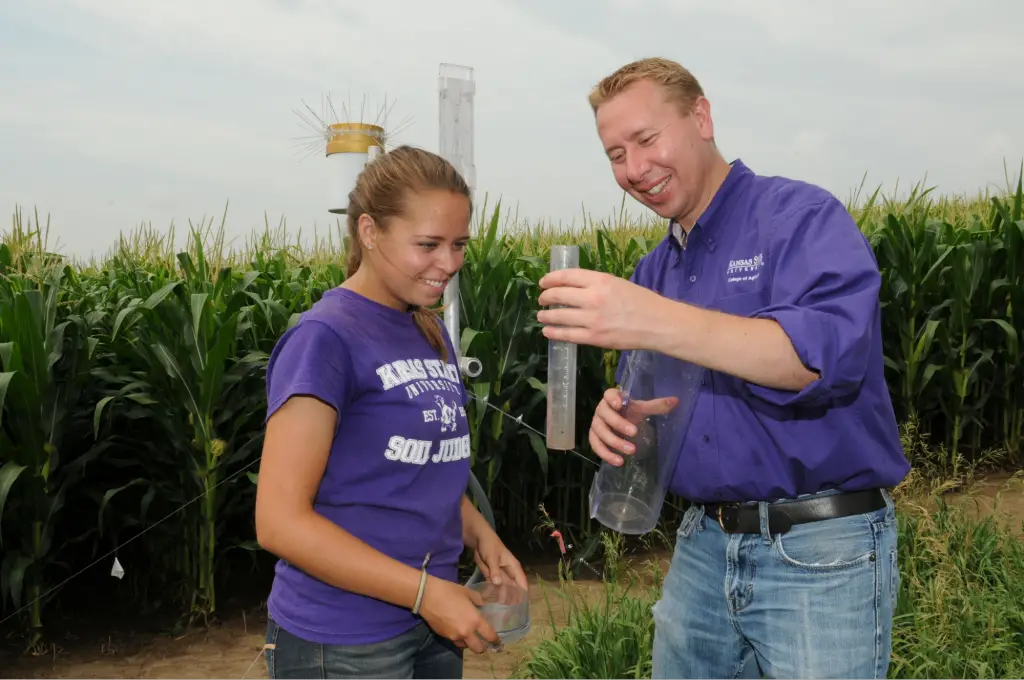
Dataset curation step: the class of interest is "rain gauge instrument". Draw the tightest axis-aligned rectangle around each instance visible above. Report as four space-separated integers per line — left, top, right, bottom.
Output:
545 245 580 450
292 91 412 214
436 63 483 379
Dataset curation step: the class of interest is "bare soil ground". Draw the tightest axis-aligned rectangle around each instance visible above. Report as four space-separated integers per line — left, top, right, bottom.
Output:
4 473 1021 680
943 470 1024 529
2 559 634 680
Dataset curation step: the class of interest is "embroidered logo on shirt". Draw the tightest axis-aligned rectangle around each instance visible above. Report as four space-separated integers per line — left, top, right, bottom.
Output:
726 253 764 283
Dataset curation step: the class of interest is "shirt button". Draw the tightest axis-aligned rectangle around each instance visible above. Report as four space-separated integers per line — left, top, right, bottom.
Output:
703 434 710 443
689 275 696 282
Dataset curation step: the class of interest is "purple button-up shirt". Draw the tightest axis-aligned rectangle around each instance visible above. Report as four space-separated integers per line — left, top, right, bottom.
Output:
621 159 910 503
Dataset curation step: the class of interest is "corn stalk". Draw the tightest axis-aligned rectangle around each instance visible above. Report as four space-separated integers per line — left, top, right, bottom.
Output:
0 247 104 650
987 178 1024 460
92 229 278 622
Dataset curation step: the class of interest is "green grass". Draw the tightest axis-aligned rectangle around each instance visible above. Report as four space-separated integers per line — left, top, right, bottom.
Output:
522 574 660 680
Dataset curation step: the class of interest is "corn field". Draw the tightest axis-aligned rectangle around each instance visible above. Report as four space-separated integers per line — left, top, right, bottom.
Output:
1 174 1022 651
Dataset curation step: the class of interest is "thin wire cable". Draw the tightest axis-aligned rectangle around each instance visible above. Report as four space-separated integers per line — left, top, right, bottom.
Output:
467 391 597 469
0 455 263 628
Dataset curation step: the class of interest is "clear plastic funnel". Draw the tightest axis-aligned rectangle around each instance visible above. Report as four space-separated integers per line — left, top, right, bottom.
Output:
589 349 704 535
545 245 579 450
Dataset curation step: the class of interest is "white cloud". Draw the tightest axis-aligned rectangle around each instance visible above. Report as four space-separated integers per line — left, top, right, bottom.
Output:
59 0 364 79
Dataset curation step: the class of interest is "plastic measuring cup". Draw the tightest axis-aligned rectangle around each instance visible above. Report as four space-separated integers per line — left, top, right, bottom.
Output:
588 348 704 535
468 580 531 644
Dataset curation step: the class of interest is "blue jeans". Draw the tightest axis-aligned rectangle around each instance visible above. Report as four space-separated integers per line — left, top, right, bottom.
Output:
652 489 900 679
265 617 463 679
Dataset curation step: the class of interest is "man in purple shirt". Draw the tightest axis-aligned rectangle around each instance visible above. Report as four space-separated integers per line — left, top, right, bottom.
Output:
538 58 910 679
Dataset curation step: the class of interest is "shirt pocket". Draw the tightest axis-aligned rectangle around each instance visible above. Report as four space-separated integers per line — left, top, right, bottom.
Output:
713 289 768 317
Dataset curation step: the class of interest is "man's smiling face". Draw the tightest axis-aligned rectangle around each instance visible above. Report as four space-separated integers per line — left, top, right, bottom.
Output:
595 77 717 222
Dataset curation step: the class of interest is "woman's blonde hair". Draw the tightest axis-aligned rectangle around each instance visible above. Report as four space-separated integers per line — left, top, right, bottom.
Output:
345 145 472 362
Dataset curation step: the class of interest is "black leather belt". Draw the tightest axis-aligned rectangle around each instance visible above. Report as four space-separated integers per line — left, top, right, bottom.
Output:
701 488 887 535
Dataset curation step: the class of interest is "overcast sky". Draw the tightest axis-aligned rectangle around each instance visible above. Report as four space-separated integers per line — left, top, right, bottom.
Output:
2 0 1022 259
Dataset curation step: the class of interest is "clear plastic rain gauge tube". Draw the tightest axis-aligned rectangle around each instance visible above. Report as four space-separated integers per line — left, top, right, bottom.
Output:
545 245 579 450
589 349 704 534
438 63 482 379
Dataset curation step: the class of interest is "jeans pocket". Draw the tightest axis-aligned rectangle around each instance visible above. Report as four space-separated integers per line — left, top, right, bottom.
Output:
677 505 704 540
773 515 877 572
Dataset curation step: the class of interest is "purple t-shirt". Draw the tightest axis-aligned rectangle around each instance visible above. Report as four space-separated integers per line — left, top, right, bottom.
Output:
263 286 471 645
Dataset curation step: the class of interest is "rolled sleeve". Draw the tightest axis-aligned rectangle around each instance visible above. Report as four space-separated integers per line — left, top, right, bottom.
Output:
744 197 882 408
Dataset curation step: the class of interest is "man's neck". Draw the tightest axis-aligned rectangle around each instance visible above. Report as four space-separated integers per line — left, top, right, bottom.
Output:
674 155 733 235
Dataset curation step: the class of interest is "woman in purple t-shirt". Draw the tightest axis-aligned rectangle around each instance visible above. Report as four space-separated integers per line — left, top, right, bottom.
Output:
255 145 529 678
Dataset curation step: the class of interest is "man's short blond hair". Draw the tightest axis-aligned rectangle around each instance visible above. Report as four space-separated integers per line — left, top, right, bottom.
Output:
588 57 705 115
